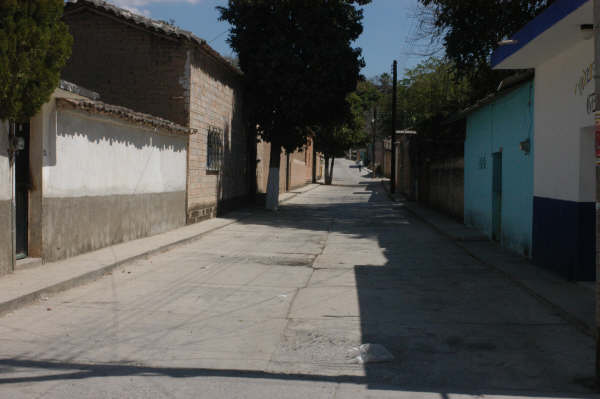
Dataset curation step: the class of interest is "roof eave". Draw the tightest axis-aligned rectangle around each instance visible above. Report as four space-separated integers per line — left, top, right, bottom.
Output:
491 0 589 69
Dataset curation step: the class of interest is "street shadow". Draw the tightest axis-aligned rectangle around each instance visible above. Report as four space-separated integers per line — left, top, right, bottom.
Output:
0 358 593 398
228 179 596 396
0 176 595 396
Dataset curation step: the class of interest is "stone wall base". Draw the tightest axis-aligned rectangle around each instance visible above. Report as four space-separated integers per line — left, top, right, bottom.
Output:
0 200 12 276
43 191 186 262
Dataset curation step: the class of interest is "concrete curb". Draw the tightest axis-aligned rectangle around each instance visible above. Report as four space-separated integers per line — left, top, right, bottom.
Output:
0 184 322 317
280 183 321 204
381 181 595 339
0 218 241 317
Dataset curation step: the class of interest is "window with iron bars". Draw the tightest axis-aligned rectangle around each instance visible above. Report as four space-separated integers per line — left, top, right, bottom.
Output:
206 126 223 172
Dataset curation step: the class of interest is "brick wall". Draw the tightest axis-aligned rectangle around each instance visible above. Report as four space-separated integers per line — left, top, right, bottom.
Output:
289 146 309 189
419 157 464 220
256 140 287 193
280 154 288 193
398 136 414 199
187 49 248 222
304 138 314 182
383 145 392 178
63 6 252 224
256 140 270 194
256 140 313 195
62 9 189 126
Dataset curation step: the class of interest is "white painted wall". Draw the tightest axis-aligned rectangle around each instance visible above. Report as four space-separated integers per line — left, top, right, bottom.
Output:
42 101 187 198
534 38 595 202
0 121 10 201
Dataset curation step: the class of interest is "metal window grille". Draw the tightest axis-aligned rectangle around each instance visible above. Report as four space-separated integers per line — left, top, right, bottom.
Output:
207 126 223 172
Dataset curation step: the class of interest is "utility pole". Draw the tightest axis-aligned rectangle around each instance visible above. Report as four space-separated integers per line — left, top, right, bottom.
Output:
594 0 600 384
372 106 377 177
390 60 398 194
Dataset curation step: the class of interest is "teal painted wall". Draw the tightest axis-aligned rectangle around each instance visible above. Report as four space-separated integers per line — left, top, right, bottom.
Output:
464 81 534 257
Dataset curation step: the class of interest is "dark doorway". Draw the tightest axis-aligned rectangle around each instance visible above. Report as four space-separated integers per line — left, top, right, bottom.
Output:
14 123 30 259
492 152 502 242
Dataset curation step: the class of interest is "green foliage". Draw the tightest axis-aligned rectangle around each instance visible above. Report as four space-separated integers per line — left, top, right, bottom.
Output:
418 0 552 95
315 79 381 158
372 57 471 158
402 57 471 132
355 80 381 113
0 0 73 122
218 0 370 153
316 92 365 157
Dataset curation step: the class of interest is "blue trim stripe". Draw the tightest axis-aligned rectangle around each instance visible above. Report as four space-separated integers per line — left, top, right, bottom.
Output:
532 196 595 281
491 0 589 68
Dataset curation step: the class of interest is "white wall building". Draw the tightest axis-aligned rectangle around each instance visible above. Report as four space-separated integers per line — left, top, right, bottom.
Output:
0 81 192 274
492 0 595 280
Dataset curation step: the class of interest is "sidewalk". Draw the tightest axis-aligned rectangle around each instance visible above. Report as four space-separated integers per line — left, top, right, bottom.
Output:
0 184 320 317
382 181 596 338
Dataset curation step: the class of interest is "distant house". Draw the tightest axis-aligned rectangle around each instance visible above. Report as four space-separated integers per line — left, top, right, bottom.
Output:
491 0 594 280
0 82 191 275
463 73 534 258
62 0 251 223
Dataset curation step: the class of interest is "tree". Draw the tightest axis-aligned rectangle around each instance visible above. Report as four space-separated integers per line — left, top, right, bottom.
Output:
372 57 471 169
403 57 471 132
0 0 72 124
355 79 381 171
316 90 372 184
417 0 552 96
218 0 369 209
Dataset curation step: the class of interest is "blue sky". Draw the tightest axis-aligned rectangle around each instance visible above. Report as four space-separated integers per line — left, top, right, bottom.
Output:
109 0 429 79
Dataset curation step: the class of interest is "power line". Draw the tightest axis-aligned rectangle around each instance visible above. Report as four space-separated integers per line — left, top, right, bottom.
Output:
208 29 229 44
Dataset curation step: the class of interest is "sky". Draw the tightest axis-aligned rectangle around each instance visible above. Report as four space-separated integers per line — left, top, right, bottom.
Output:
108 0 430 79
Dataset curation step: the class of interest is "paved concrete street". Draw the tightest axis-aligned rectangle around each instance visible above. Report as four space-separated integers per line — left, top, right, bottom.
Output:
0 158 596 398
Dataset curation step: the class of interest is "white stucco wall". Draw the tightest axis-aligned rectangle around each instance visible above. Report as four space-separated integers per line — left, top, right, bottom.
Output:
534 38 595 202
42 102 187 198
0 121 10 201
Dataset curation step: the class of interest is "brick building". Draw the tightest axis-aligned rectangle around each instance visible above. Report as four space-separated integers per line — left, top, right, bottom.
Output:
255 137 321 195
62 0 251 223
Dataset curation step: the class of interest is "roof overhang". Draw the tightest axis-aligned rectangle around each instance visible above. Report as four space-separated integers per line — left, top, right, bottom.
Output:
491 0 591 69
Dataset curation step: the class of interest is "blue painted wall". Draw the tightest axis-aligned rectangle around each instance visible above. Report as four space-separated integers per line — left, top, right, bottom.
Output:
464 81 534 257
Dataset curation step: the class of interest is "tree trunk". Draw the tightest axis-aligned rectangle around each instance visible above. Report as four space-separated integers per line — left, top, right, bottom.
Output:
329 157 335 185
265 140 281 211
324 156 330 185
8 120 16 273
248 129 258 198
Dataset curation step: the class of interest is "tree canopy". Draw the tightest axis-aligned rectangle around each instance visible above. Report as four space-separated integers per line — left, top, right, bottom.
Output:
403 57 471 131
218 0 370 153
316 81 379 158
370 57 472 162
417 0 552 96
0 0 72 122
